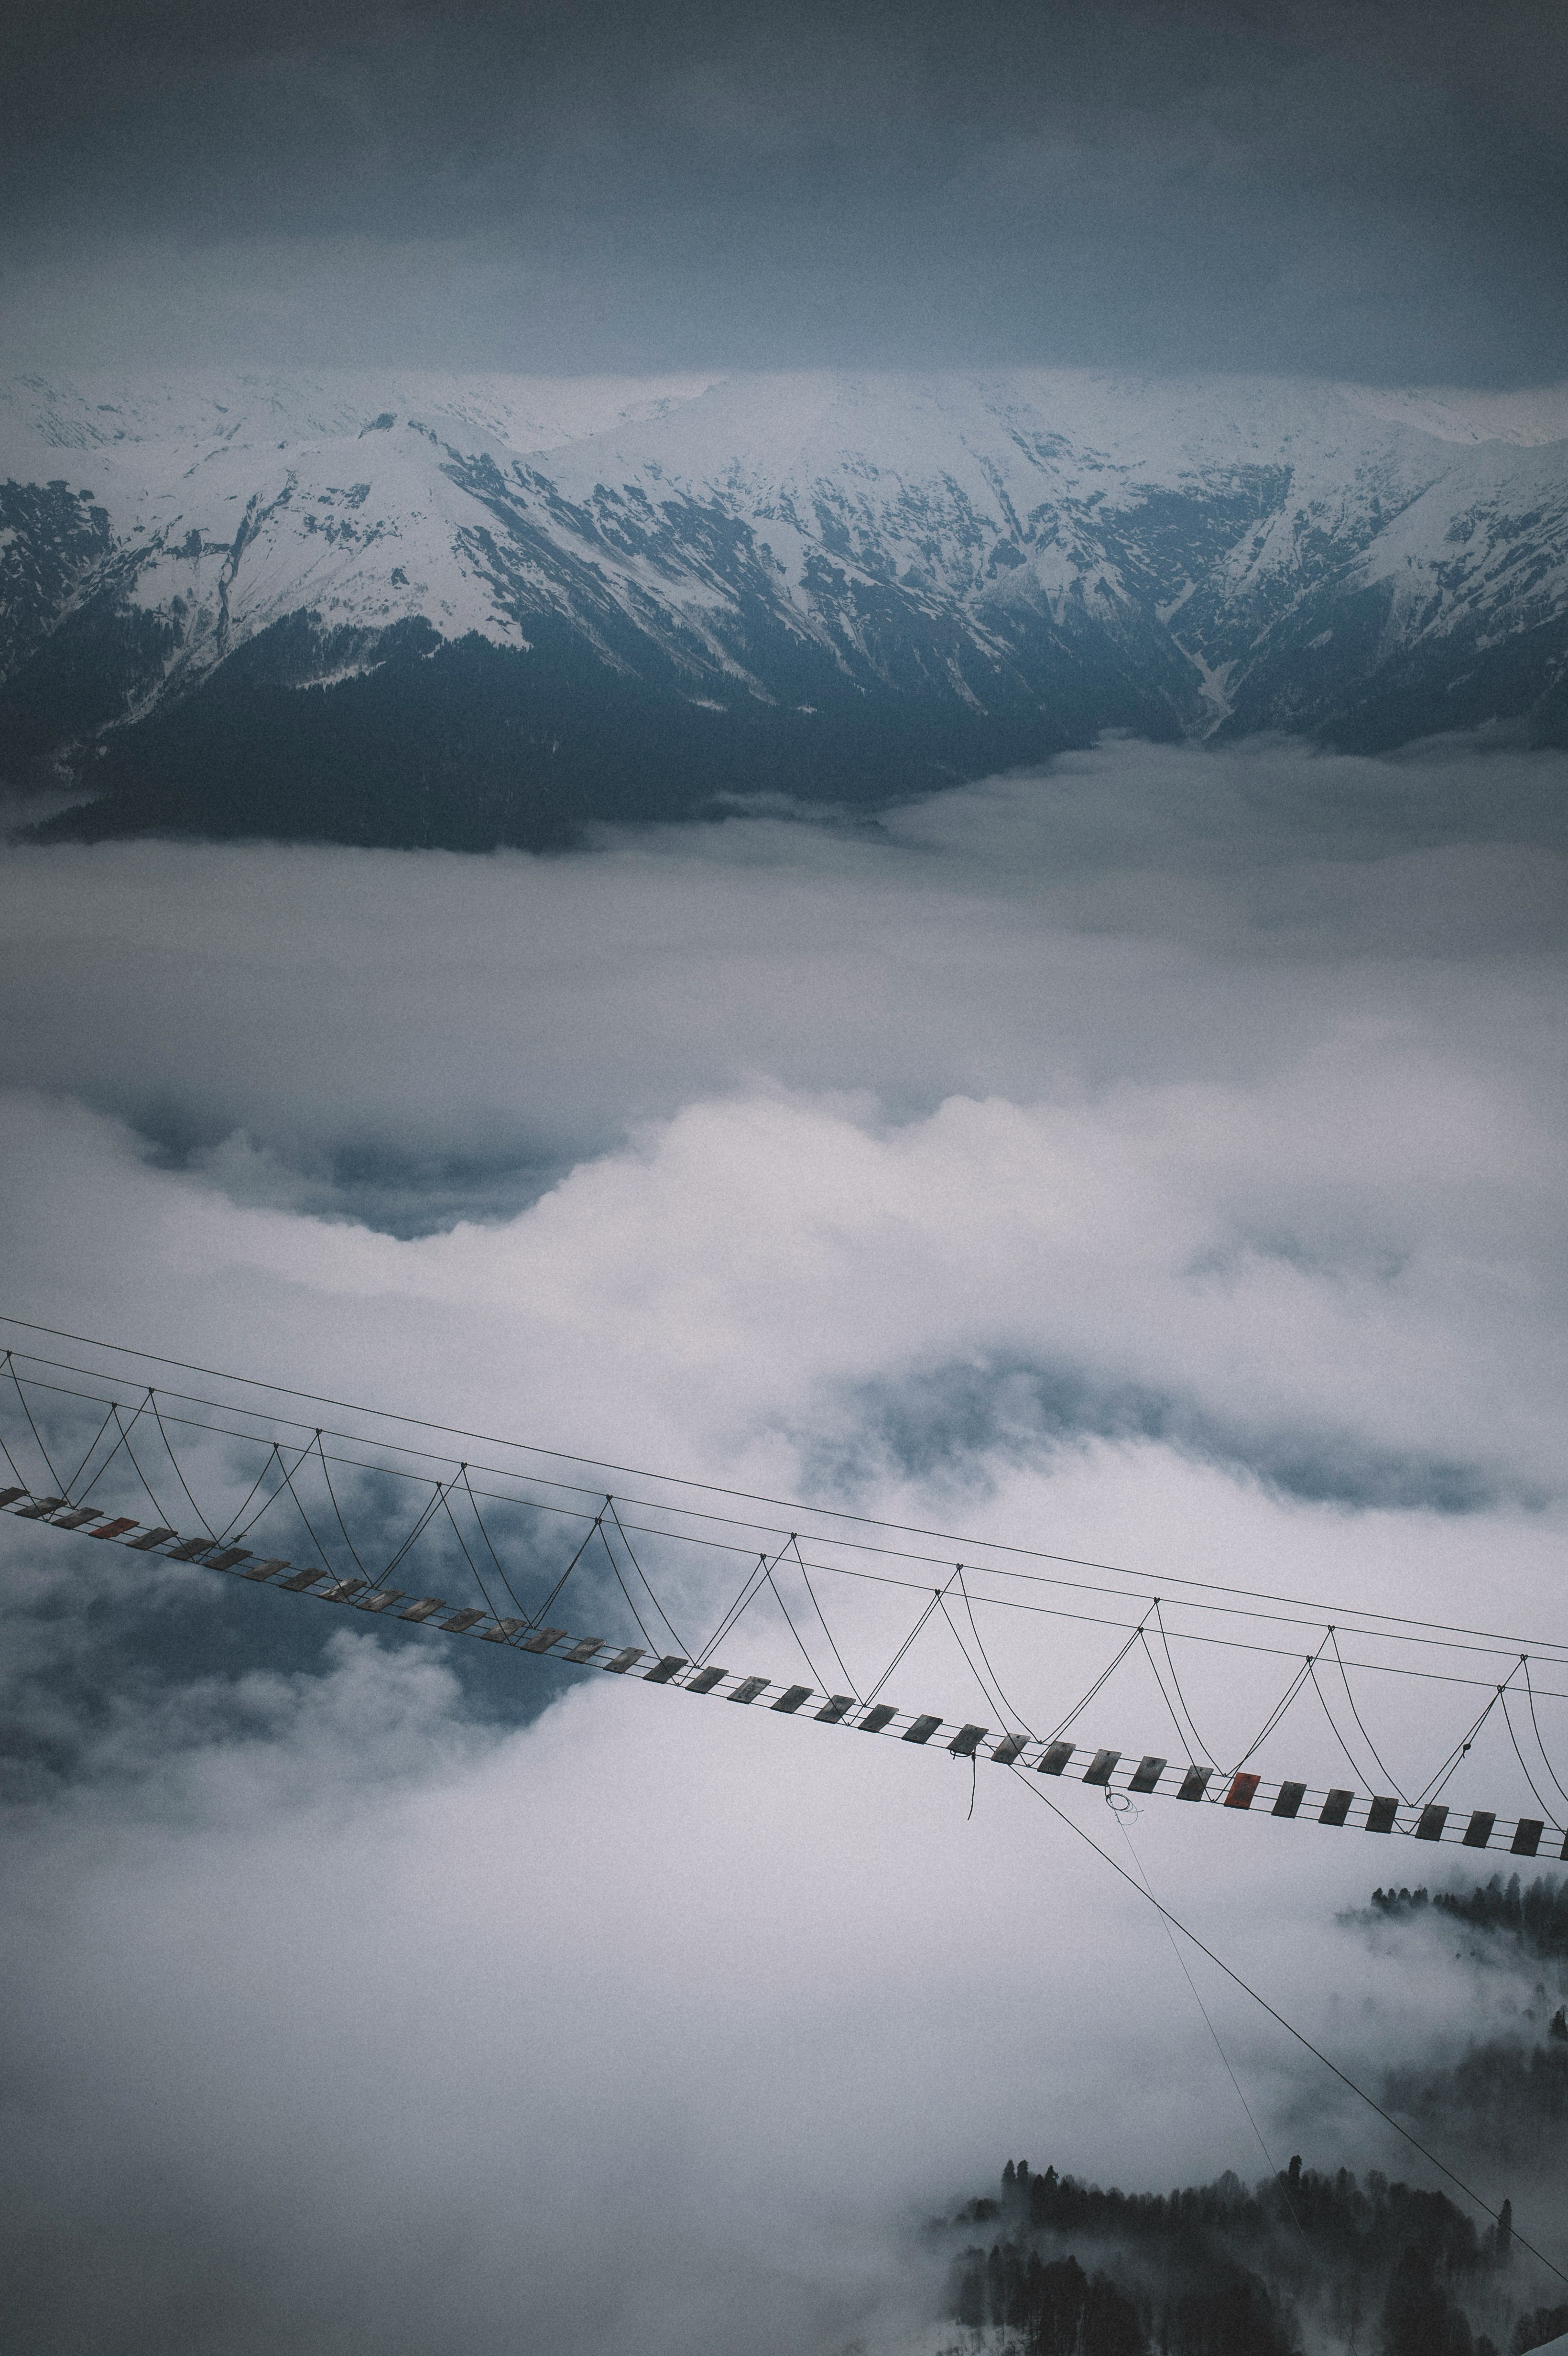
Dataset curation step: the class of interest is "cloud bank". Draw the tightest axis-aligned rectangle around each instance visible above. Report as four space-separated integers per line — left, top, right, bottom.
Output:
2 731 1567 2346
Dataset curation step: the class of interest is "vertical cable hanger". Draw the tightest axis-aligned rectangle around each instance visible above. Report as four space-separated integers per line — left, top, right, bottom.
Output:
1522 1657 1568 1819
148 1389 216 1538
596 1502 659 1651
4 1352 65 1492
374 1478 450 1590
786 1534 863 1702
607 1495 687 1656
954 1568 1036 1736
457 1464 530 1623
1046 1617 1149 1744
69 1393 161 1511
1413 1680 1509 1810
1222 1644 1322 1778
532 1514 604 1630
1306 1645 1383 1793
217 1440 288 1544
1501 1684 1564 1832
1150 1598 1216 1768
60 1399 120 1502
266 1440 343 1575
861 1573 956 1710
112 1399 176 1528
761 1560 830 1687
313 1430 368 1576
1328 1627 1408 1802
1137 1624 1208 1766
695 1546 777 1668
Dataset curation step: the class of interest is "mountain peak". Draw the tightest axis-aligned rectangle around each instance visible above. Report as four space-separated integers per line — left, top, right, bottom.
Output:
4 369 1566 849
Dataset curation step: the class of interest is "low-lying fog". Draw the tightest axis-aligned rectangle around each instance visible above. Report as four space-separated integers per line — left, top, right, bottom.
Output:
2 732 1566 2352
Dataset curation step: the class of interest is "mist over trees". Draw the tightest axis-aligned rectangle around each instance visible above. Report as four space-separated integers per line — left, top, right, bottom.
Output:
944 2158 1519 2355
1371 1877 1568 1968
937 1880 1568 2356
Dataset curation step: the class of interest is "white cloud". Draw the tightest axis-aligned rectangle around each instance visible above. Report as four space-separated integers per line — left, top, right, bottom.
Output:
2 734 1567 2345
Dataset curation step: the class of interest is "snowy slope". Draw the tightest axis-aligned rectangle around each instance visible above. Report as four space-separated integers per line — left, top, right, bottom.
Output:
3 367 1567 844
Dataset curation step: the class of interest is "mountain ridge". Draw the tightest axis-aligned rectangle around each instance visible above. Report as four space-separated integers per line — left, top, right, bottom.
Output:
4 368 1567 847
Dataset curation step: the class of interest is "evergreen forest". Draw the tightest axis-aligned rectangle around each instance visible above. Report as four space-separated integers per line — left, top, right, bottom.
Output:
937 1877 1568 2356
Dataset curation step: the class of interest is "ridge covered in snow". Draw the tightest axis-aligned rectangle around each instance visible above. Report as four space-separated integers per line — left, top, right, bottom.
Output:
3 367 1567 845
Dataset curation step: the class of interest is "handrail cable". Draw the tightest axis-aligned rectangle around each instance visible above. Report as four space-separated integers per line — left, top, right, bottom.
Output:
12 1361 1568 1702
7 1355 1563 1680
6 1316 1564 1667
10 1335 1568 1818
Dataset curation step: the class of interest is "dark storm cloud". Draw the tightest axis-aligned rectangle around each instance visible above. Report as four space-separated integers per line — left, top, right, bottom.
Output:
3 0 1567 379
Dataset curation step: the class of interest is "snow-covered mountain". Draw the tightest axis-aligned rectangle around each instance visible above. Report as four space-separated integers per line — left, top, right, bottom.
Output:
3 367 1567 845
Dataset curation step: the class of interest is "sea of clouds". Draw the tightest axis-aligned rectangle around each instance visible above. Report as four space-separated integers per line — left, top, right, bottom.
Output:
1 732 1566 2351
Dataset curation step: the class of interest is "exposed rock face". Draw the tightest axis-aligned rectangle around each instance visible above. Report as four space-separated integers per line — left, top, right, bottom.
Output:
3 368 1566 845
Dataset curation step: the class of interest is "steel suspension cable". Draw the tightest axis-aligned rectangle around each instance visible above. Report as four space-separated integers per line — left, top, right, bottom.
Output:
1151 1599 1216 1767
12 1353 1568 1801
1111 1802 1311 2256
313 1431 369 1577
1328 1629 1409 1803
607 1496 686 1657
11 1351 1568 1692
1500 1692 1563 1832
955 1569 1036 1735
61 1401 119 1500
1523 1658 1568 1818
5 1355 64 1492
1047 1622 1148 1742
788 1536 863 1702
1414 1683 1509 1810
148 1391 215 1538
862 1580 954 1709
458 1465 530 1624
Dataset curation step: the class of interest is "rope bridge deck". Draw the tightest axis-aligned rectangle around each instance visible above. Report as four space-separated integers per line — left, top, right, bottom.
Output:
4 1483 1557 1856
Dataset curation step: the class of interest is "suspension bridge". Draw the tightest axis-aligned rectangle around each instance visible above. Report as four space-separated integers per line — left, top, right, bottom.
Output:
4 1310 1566 1858
11 1308 1568 2281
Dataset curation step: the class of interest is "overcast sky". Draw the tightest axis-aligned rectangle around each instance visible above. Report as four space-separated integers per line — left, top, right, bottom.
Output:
4 0 1567 381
